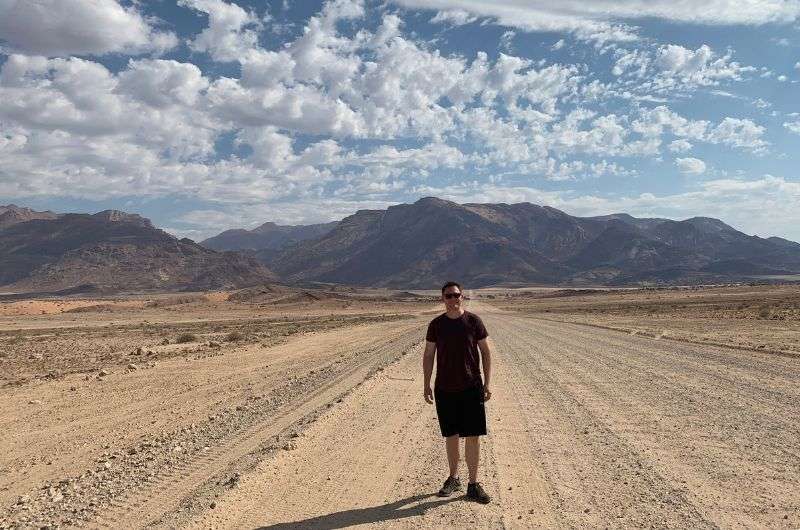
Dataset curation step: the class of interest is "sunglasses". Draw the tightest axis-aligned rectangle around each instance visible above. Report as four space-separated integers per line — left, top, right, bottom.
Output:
444 292 462 299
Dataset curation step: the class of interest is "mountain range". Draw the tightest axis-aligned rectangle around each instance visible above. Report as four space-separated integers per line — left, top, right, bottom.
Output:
255 197 800 288
1 199 799 293
0 205 275 293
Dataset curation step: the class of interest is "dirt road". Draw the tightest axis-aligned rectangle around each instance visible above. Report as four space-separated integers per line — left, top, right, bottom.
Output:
188 302 799 529
3 302 799 528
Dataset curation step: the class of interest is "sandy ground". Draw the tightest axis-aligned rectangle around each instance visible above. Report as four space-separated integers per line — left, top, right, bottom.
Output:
489 284 800 357
2 295 799 528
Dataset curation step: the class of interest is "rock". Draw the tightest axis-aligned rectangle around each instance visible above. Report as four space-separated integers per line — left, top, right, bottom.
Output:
98 369 110 377
283 442 296 451
29 399 42 405
210 501 217 509
70 386 77 391
103 462 112 470
127 363 139 371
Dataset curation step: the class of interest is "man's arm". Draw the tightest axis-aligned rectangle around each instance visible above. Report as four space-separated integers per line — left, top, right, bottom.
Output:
477 338 492 401
423 340 436 404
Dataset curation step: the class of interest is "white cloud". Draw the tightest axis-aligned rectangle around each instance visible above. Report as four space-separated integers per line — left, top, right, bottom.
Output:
668 139 693 153
706 117 767 152
179 0 262 62
784 121 800 134
396 0 640 44
393 1 800 46
676 157 706 175
117 59 209 108
0 0 790 234
499 30 516 52
430 9 478 26
0 0 177 56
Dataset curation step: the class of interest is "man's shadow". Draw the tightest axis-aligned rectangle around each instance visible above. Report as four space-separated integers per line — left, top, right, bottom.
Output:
255 492 461 529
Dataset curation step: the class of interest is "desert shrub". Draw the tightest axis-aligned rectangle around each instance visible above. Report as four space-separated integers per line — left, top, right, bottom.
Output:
175 333 197 344
146 295 207 308
225 331 244 342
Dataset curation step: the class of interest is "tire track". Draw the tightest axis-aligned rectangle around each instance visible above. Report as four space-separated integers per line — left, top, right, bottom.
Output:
490 312 799 528
486 315 716 529
88 326 426 529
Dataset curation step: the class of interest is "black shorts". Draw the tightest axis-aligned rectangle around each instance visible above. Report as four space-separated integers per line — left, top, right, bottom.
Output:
434 384 487 437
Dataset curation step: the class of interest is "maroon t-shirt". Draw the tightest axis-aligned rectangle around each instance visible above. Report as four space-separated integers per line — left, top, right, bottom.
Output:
426 310 488 392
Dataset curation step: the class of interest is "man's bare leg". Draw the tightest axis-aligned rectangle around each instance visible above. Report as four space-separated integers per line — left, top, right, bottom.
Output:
465 436 479 483
445 434 460 477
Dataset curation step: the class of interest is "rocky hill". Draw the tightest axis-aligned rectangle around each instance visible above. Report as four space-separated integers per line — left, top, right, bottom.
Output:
0 209 276 293
0 204 59 230
201 221 338 253
264 197 800 288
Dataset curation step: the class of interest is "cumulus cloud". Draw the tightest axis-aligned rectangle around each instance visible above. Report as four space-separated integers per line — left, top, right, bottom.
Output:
0 0 789 235
0 0 177 56
179 0 262 62
705 117 767 152
611 43 754 96
669 139 693 153
785 121 800 134
676 157 706 175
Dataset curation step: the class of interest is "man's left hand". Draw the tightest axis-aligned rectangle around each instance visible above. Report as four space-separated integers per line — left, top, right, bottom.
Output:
483 386 492 401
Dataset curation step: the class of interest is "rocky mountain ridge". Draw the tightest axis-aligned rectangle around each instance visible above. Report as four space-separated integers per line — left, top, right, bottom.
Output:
0 206 276 293
3 199 800 291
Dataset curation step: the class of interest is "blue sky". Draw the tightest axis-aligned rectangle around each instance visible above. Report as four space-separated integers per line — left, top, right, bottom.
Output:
0 0 799 241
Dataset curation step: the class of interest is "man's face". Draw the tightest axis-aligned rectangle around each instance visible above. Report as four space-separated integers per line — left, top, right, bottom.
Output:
442 286 462 311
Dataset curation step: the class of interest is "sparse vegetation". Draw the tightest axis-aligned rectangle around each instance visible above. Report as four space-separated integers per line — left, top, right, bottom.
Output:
225 331 245 342
175 333 197 344
145 295 207 308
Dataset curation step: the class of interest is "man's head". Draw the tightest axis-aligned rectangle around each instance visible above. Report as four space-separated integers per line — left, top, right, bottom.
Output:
441 281 463 311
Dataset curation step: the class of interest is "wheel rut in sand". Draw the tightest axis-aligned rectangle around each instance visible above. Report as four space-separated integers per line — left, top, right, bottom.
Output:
90 327 426 529
184 306 799 529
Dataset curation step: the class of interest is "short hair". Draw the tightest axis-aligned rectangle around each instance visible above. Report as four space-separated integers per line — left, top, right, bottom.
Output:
441 281 462 294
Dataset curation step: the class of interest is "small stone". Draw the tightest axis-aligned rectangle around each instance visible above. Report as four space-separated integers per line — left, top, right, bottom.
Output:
127 363 139 371
584 508 590 514
103 462 112 470
210 501 217 509
70 386 77 391
28 399 42 405
98 369 110 377
283 442 296 451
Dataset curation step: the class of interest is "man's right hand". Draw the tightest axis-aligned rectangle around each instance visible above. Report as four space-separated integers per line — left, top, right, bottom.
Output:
424 386 434 404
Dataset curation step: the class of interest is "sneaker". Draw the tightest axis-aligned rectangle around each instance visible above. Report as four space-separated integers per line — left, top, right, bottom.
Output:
437 476 462 497
466 482 491 504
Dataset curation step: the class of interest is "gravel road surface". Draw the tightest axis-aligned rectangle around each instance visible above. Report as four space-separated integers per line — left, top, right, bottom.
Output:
3 303 798 528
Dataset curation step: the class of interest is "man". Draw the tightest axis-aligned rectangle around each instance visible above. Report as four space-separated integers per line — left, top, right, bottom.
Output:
423 280 492 504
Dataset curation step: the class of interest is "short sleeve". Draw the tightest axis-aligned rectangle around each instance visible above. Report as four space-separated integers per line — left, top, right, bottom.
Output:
473 315 488 341
425 319 437 342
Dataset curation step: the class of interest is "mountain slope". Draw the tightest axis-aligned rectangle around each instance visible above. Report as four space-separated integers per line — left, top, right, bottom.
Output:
0 204 59 230
201 221 338 252
266 197 800 287
0 210 276 293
